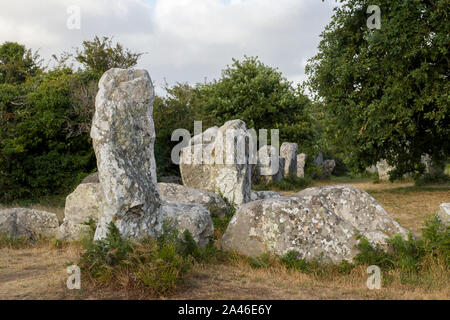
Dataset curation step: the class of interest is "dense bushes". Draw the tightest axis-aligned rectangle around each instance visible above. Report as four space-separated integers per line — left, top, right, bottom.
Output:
0 37 142 203
0 69 98 202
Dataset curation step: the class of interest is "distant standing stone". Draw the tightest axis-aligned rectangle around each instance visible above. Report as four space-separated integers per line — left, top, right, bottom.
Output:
297 153 307 178
280 142 298 177
376 159 395 181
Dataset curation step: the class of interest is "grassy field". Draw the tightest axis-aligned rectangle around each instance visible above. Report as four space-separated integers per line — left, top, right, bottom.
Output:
0 179 449 300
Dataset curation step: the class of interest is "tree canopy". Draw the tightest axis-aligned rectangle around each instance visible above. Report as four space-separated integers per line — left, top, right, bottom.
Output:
196 56 317 153
306 0 449 178
73 36 144 75
0 42 41 84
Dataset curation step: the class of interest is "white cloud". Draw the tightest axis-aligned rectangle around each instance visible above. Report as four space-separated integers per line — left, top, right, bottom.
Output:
0 0 337 93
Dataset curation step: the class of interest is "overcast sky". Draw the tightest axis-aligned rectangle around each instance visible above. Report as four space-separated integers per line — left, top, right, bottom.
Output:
0 0 338 94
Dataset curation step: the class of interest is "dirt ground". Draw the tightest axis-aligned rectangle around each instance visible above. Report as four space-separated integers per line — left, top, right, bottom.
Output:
0 180 449 300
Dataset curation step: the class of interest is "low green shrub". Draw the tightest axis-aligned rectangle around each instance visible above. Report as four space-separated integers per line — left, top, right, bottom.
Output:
354 215 449 285
78 219 234 295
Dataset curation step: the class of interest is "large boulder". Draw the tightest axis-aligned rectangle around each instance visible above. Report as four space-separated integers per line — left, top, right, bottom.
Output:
438 203 450 227
90 68 162 240
296 186 409 242
221 196 360 263
180 120 252 206
222 185 409 263
58 183 103 240
159 202 214 248
280 142 298 176
158 183 229 218
0 208 59 239
250 190 283 201
296 153 306 178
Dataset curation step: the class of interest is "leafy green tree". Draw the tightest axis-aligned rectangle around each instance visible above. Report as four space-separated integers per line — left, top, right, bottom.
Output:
306 0 450 178
74 36 144 75
196 56 317 153
0 42 42 84
153 82 207 176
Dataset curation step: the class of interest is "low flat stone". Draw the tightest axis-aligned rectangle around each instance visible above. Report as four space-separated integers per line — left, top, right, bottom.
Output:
0 208 59 240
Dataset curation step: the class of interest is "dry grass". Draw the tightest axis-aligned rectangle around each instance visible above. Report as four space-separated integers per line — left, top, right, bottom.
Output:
0 179 449 300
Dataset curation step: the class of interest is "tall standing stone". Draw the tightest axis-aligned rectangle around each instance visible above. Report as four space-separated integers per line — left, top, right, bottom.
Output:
280 142 298 177
91 68 161 240
296 153 307 178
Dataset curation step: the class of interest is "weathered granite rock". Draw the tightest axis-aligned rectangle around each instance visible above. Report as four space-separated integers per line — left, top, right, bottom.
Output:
296 186 409 242
250 190 283 201
180 120 252 206
297 153 306 178
58 183 103 240
222 185 409 263
0 208 59 239
438 203 450 227
376 159 394 181
81 172 99 184
258 145 282 183
158 183 229 218
90 68 162 240
221 196 359 263
280 142 298 176
160 202 214 247
321 159 335 179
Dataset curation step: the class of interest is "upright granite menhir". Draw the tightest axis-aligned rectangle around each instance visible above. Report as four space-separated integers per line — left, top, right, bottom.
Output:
91 68 161 240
